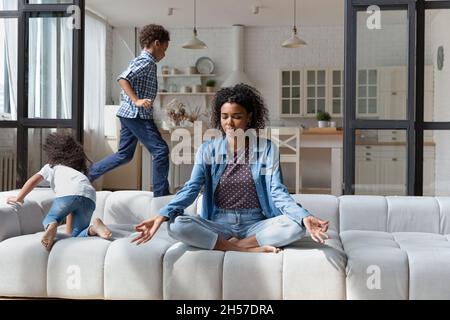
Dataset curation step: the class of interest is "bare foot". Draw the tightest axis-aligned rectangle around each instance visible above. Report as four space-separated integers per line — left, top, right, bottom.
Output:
41 222 58 251
228 237 239 243
247 245 282 253
89 218 112 239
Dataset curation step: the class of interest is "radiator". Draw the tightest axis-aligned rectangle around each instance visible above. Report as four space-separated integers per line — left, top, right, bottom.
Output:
0 151 16 191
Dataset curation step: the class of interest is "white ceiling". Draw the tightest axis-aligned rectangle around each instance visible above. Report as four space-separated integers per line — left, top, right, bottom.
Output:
85 0 346 28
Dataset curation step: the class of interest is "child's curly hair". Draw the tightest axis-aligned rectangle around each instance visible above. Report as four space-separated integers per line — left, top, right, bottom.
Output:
43 132 91 175
211 83 269 134
139 24 170 49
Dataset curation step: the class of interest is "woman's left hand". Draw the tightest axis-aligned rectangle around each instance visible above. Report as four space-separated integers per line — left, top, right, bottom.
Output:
302 216 329 244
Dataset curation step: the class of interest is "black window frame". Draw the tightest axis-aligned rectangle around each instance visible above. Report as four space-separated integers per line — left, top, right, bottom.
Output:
0 0 84 187
344 0 450 196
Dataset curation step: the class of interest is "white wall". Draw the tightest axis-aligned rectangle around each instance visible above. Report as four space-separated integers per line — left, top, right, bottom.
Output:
110 27 136 105
427 10 450 196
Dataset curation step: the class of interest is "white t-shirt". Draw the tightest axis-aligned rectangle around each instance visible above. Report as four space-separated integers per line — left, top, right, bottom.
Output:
37 164 96 203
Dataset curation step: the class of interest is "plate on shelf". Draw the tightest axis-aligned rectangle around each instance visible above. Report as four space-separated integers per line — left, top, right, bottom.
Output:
195 57 215 74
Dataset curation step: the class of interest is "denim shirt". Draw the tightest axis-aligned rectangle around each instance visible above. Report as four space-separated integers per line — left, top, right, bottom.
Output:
159 135 311 224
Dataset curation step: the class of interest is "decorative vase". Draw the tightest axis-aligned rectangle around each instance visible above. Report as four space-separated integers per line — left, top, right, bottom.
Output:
318 121 329 128
206 86 215 93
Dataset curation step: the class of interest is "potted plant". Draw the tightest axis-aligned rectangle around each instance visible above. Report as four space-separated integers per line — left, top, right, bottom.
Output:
205 79 216 93
316 110 331 128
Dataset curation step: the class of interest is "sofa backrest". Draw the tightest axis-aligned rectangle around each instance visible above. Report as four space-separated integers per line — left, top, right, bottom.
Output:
102 191 197 225
339 195 450 234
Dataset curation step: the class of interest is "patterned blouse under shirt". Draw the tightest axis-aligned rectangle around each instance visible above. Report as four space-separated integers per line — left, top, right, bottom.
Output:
214 146 261 209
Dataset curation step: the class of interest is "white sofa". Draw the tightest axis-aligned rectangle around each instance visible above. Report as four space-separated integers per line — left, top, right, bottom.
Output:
0 189 449 300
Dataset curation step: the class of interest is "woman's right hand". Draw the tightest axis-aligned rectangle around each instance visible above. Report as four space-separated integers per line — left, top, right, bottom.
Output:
6 196 24 205
131 215 168 245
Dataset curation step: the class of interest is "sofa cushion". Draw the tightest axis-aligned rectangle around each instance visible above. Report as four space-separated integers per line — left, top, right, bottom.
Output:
163 242 225 300
90 191 112 222
104 224 177 300
341 230 409 300
386 197 440 233
392 232 450 300
47 237 112 299
436 197 450 234
283 233 347 300
0 234 50 297
103 191 154 225
291 194 339 233
339 196 388 232
0 199 44 241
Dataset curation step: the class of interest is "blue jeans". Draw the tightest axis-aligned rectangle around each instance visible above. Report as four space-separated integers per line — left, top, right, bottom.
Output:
168 208 306 250
89 116 170 197
42 196 96 237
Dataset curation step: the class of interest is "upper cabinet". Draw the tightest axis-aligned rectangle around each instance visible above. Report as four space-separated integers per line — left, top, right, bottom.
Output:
356 69 378 117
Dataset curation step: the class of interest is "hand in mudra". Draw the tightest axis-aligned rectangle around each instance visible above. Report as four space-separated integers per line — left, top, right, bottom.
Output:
302 216 330 244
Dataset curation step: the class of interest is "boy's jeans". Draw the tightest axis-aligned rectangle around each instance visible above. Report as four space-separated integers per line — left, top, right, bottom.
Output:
168 208 306 249
89 116 170 197
42 195 95 237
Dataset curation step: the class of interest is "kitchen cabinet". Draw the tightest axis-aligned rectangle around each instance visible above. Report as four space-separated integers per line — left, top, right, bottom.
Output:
355 144 435 196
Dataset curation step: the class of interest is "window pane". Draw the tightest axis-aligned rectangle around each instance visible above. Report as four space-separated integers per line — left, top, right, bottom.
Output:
282 100 290 114
317 86 325 98
292 99 300 114
333 87 341 98
317 99 325 112
292 71 300 85
424 9 449 122
424 130 449 196
282 71 290 86
333 71 341 85
0 128 17 191
358 99 367 114
0 1 18 10
28 16 73 119
355 130 407 196
307 99 315 113
317 71 326 85
292 87 300 98
27 128 73 178
307 87 315 97
0 19 18 121
333 99 341 114
357 10 408 120
282 87 290 98
307 71 315 85
368 99 377 114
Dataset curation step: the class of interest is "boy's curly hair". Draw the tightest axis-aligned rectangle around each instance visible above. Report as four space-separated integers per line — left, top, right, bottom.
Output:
211 83 269 134
139 24 170 49
43 132 91 175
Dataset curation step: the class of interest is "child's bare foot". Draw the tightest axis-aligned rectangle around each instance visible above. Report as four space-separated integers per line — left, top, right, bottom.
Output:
89 218 112 239
247 245 282 253
41 222 58 251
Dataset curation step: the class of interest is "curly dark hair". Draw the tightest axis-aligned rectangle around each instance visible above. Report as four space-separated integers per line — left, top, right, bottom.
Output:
43 132 91 175
139 24 170 49
211 83 269 134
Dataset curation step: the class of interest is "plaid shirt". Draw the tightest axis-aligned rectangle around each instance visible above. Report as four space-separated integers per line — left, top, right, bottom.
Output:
116 51 158 119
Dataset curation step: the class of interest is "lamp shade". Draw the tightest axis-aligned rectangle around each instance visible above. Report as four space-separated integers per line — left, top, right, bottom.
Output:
182 30 207 49
282 33 306 48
